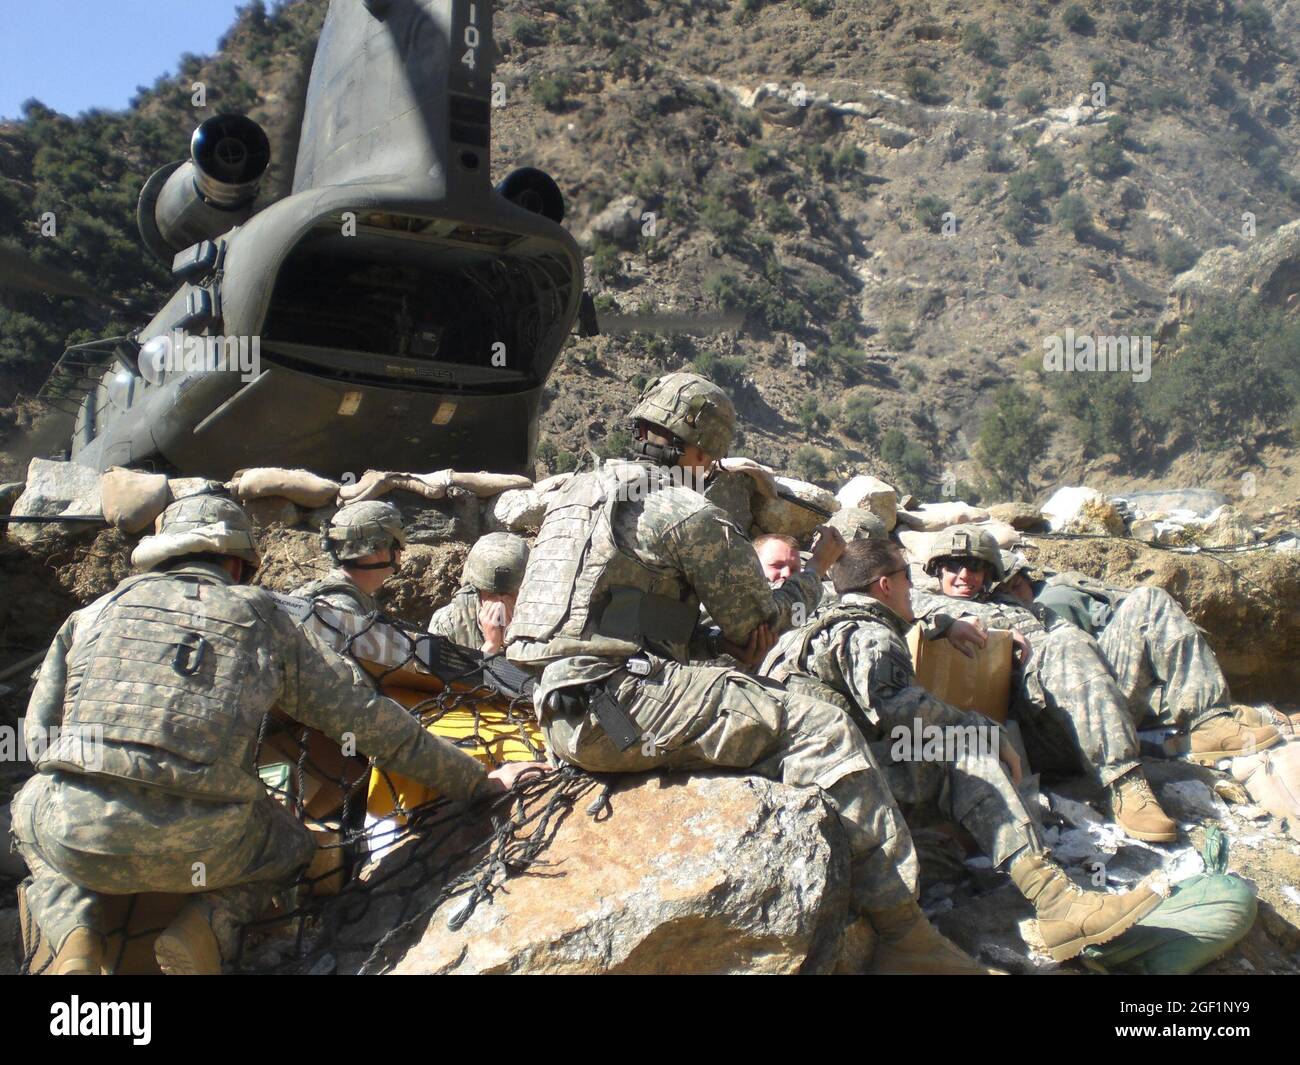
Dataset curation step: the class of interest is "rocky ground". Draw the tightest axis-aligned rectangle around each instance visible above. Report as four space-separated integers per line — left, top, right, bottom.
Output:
2 511 1298 975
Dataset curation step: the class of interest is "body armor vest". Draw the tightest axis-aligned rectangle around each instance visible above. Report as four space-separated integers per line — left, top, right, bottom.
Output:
508 461 703 662
39 570 271 802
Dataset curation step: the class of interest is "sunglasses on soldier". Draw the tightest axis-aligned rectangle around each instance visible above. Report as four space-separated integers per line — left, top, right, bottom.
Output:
938 557 989 577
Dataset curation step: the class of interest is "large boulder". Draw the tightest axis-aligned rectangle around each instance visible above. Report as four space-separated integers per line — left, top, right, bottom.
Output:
578 195 646 248
1040 486 1125 535
386 774 856 974
1121 489 1230 520
484 488 547 534
1159 219 1300 338
752 477 839 539
7 458 102 543
835 475 898 531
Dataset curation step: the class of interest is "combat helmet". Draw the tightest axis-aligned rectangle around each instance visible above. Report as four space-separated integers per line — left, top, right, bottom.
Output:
462 532 530 594
322 500 407 563
629 372 736 461
999 550 1030 584
828 506 888 542
923 525 1006 581
131 494 260 571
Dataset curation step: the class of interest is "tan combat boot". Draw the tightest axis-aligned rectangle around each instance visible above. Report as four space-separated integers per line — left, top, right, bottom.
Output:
1011 852 1165 962
866 900 1003 975
1189 713 1281 764
1109 770 1177 843
154 902 223 975
51 928 105 976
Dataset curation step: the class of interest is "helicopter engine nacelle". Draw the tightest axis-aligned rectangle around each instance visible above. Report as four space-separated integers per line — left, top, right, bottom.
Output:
495 167 565 224
137 114 271 263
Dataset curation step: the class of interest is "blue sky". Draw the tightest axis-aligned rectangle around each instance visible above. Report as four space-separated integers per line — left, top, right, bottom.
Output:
0 1 249 120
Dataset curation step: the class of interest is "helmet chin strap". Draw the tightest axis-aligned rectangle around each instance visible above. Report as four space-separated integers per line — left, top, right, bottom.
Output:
347 548 399 571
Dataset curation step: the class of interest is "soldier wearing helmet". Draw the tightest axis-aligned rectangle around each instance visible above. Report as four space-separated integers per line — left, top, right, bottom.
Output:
504 373 994 974
12 494 514 976
911 525 1179 844
294 500 408 614
429 532 530 654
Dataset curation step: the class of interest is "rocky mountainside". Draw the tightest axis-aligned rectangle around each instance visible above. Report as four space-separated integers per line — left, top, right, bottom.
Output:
2 0 1298 506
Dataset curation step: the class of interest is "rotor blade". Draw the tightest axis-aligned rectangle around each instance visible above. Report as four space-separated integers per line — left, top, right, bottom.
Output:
0 243 135 312
595 310 747 336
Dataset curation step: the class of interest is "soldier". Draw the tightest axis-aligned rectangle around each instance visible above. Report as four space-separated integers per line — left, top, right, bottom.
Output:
819 506 889 608
753 533 801 588
910 527 1178 843
293 500 407 614
762 539 1164 961
506 372 995 974
428 532 530 654
11 495 518 975
999 553 1280 763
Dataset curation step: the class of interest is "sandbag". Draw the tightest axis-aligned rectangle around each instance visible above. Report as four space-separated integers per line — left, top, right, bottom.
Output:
716 456 778 499
1232 742 1300 842
230 467 340 508
100 467 169 533
894 501 990 531
1081 830 1257 974
339 469 531 505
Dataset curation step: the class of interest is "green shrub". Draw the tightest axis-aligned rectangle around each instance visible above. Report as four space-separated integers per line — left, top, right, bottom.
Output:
904 67 946 104
532 75 571 111
1237 1 1275 39
840 391 879 442
913 196 951 233
1158 237 1199 274
508 16 547 45
1002 201 1035 244
765 201 800 232
961 24 1001 63
880 429 931 492
1055 193 1093 239
1011 19 1049 58
976 384 1052 498
1015 85 1044 112
884 320 913 350
977 76 1005 109
1086 137 1128 179
1061 4 1093 33
590 240 622 282
792 445 829 482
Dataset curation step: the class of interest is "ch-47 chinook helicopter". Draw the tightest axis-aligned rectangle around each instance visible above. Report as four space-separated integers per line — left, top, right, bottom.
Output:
15 0 736 481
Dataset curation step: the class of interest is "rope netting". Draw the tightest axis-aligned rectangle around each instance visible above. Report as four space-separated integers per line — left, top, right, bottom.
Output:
20 602 608 975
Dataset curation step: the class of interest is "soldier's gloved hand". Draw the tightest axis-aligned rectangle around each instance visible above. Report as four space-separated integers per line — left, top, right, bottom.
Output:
809 525 846 577
1010 629 1031 668
721 623 774 671
998 733 1023 787
484 761 548 794
945 617 988 658
478 599 510 655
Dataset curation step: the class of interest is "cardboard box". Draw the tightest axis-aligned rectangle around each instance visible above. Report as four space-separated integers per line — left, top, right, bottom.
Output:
907 626 1013 723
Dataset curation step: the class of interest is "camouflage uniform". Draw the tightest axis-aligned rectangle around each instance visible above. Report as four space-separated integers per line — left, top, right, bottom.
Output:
293 567 379 615
428 587 484 649
11 501 486 963
1037 574 1231 732
911 588 1141 788
507 457 917 911
763 594 1043 868
429 533 530 650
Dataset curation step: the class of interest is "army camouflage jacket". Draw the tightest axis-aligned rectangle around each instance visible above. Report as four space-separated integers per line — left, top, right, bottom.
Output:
292 567 379 615
911 587 1058 638
428 586 483 650
764 593 981 740
27 562 488 823
507 460 822 708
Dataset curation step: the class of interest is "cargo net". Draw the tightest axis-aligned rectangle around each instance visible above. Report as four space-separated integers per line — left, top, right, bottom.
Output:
20 604 609 976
